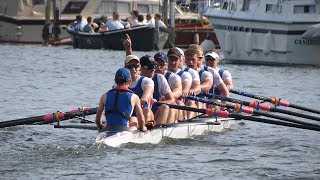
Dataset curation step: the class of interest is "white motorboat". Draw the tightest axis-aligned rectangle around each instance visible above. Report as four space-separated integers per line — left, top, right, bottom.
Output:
203 0 320 66
95 117 235 147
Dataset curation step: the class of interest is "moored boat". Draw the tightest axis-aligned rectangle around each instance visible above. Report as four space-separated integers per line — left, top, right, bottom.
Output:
203 0 320 66
67 25 169 51
95 117 235 147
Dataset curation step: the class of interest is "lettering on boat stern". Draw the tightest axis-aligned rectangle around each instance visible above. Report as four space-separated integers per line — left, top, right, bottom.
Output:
294 39 320 46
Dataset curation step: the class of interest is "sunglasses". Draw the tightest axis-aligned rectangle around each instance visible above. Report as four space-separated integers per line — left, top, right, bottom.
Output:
125 64 140 69
143 64 157 70
205 58 216 61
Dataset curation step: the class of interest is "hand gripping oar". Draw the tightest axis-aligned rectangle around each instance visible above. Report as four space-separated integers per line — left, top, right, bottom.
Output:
200 92 320 122
230 89 320 114
156 102 320 132
0 107 98 128
187 96 320 128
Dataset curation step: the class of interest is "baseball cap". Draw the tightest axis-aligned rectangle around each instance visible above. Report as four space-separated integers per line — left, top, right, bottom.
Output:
205 52 220 60
115 68 131 81
174 47 184 57
167 48 182 59
154 52 168 63
124 54 140 64
140 55 157 69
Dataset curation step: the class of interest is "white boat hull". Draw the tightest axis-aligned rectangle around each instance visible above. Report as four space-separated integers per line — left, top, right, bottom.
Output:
204 0 320 66
95 118 235 147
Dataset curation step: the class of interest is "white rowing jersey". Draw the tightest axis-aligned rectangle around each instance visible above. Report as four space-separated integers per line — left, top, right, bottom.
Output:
176 69 192 83
200 65 223 87
165 71 182 90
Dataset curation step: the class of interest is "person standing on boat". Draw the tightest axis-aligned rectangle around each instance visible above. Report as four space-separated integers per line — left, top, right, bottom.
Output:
106 11 129 31
124 55 156 128
154 52 182 123
140 55 175 125
95 68 147 132
204 50 233 92
42 20 54 46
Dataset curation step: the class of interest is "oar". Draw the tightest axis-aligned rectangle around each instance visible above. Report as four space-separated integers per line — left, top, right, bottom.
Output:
187 96 320 128
230 89 320 114
0 107 98 128
200 92 320 122
156 102 320 132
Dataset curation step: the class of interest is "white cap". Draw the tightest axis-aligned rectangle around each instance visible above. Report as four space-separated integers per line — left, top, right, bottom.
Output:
174 47 184 57
124 54 140 64
205 52 219 60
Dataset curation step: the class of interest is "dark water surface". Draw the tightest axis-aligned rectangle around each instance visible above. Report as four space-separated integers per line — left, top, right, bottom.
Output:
0 44 319 179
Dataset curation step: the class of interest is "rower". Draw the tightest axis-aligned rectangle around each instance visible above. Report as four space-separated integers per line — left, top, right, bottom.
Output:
140 55 175 125
124 55 155 127
184 44 214 110
167 48 198 120
154 52 182 123
95 68 147 133
204 50 234 92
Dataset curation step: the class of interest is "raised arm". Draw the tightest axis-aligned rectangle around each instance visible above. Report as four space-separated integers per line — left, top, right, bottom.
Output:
123 33 133 56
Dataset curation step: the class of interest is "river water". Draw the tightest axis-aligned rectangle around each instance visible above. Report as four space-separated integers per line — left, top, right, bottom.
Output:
0 44 319 179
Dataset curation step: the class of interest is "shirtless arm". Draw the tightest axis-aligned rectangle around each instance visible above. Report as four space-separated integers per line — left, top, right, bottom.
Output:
224 79 233 91
95 94 106 130
189 80 201 95
132 94 146 131
160 92 175 103
141 85 154 104
200 78 213 92
171 82 182 99
181 81 191 98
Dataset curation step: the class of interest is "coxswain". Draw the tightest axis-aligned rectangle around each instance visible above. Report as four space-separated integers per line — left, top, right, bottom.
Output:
95 68 147 132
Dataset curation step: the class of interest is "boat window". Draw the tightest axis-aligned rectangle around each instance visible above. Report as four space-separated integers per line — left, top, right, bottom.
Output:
137 4 149 13
221 2 228 10
62 1 88 14
265 4 282 13
32 0 45 5
221 1 235 10
294 5 316 14
151 5 160 14
97 1 130 15
116 2 130 14
241 0 250 11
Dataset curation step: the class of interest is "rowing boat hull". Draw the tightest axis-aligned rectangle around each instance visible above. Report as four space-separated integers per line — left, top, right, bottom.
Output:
95 118 235 147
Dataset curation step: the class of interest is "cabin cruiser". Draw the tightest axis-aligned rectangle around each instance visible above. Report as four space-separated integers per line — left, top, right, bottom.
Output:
203 0 320 66
0 0 199 44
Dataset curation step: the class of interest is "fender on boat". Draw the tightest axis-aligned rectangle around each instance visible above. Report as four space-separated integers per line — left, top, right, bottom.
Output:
245 31 253 55
225 30 233 54
200 39 215 52
193 32 200 44
263 31 272 55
